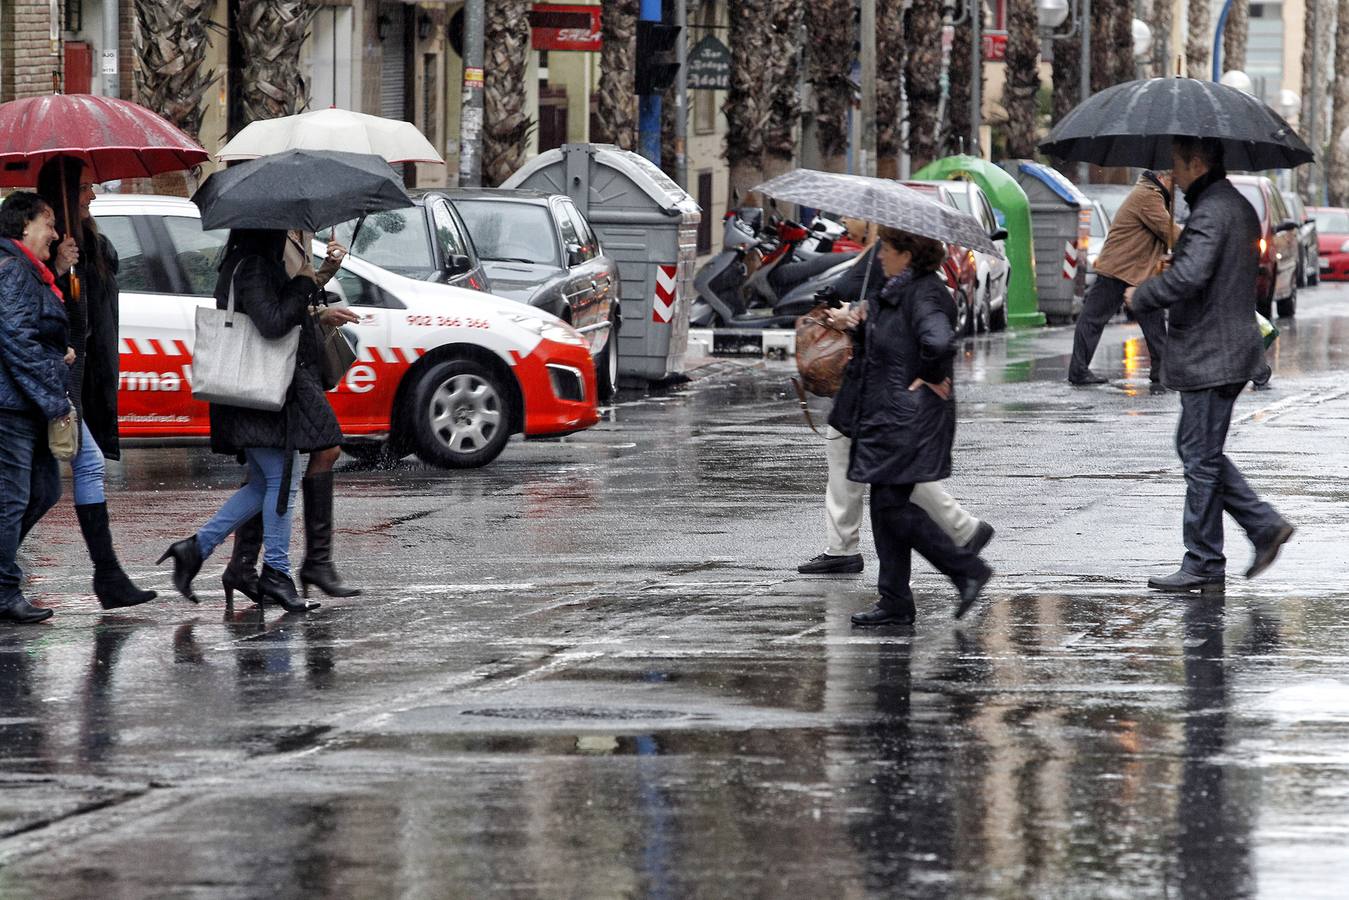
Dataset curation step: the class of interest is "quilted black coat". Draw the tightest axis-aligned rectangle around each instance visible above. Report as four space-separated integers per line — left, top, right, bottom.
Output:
207 253 341 459
845 270 958 486
54 233 122 458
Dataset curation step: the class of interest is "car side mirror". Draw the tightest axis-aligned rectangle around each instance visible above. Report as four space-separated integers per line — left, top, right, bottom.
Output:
446 253 472 274
990 227 1009 242
565 243 584 267
1276 220 1299 233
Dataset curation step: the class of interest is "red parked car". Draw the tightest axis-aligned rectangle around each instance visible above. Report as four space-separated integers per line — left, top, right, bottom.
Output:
902 181 982 335
1310 206 1349 281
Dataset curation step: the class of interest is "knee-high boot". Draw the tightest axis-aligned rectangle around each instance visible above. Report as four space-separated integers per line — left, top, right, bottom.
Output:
299 472 361 598
222 514 264 605
75 502 158 609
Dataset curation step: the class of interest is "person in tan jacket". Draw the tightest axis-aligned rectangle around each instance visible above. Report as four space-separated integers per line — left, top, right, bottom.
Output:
1068 171 1179 387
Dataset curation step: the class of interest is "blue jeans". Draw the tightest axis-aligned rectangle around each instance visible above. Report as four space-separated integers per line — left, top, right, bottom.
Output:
0 411 62 607
195 448 301 574
70 419 106 505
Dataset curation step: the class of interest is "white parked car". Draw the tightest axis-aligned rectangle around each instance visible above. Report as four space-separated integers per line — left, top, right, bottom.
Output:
924 179 1012 331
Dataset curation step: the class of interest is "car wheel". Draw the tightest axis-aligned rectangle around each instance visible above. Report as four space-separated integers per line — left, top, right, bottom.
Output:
1277 282 1297 318
406 358 512 468
1257 276 1274 320
975 282 992 333
595 311 620 402
954 286 972 336
1296 252 1307 288
989 297 1007 331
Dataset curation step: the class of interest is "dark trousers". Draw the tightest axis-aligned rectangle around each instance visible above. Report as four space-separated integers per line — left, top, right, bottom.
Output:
870 483 984 610
1176 386 1282 577
1070 274 1168 381
0 410 61 608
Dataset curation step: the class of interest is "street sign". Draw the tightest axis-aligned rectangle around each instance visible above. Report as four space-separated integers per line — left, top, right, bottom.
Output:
686 34 731 91
983 31 1008 62
528 4 602 52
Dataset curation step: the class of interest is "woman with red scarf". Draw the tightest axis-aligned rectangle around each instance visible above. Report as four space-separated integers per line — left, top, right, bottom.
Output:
0 191 79 624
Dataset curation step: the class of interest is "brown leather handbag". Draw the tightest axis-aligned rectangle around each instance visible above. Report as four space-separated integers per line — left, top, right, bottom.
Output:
795 303 853 397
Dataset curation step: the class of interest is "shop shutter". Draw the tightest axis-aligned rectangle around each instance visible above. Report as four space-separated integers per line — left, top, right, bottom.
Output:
380 10 407 120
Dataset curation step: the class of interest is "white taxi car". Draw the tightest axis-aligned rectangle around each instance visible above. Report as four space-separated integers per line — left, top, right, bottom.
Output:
93 195 599 468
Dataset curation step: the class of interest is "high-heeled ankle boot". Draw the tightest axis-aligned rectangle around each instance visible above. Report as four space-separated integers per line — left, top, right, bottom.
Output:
298 472 360 598
259 564 320 613
76 502 158 609
157 536 203 603
222 514 264 605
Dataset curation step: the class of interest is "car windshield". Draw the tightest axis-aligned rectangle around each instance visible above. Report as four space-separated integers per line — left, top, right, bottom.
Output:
453 200 560 267
1090 204 1107 238
1314 210 1349 232
1234 182 1267 219
327 208 434 277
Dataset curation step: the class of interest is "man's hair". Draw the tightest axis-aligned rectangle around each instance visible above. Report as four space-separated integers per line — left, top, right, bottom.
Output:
1172 136 1225 170
0 192 52 241
876 226 946 274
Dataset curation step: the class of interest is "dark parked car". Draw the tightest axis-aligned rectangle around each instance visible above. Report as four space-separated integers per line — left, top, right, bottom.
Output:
1230 175 1300 319
445 188 621 400
326 191 491 292
1281 190 1321 287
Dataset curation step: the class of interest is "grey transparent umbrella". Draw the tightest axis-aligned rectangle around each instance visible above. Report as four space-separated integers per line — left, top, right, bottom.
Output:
752 169 1004 256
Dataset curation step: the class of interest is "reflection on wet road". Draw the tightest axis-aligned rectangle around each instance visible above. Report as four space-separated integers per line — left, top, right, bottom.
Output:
3 287 1349 896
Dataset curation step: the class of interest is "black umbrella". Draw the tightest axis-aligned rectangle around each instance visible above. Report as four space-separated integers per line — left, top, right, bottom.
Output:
191 149 413 232
1039 77 1313 171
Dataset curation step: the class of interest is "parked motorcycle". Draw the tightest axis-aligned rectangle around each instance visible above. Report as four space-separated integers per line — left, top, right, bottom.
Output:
691 208 858 328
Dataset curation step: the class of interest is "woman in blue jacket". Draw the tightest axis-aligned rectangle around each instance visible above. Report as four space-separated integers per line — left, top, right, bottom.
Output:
0 192 79 624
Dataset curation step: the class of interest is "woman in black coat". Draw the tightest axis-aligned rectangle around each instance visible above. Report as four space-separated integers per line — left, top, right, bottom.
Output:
37 157 158 610
845 227 993 627
157 229 343 613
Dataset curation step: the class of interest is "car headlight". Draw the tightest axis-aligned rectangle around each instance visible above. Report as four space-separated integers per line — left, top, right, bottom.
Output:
504 312 586 346
1339 240 1349 253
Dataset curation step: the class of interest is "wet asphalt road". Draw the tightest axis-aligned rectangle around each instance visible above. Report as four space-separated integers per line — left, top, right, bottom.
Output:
4 283 1349 898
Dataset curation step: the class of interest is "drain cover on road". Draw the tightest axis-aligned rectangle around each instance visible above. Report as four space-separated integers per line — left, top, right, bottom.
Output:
461 706 687 722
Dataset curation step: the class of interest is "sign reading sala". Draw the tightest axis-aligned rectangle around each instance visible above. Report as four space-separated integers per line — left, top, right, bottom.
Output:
687 34 731 91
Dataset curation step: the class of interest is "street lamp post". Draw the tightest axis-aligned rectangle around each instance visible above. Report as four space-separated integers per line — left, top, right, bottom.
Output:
1038 0 1087 179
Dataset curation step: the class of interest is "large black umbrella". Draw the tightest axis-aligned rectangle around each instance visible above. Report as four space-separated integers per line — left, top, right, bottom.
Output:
191 149 413 232
1039 77 1313 171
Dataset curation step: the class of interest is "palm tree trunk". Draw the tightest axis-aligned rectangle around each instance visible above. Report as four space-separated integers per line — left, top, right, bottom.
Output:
725 0 771 200
1327 0 1349 204
595 0 639 150
1052 40 1082 173
132 0 214 139
1111 0 1136 84
1222 1 1249 74
876 0 908 177
484 0 533 187
807 0 855 172
763 0 806 181
1151 0 1175 77
1185 0 1211 78
945 16 973 156
1300 0 1327 202
236 0 317 126
1002 0 1041 158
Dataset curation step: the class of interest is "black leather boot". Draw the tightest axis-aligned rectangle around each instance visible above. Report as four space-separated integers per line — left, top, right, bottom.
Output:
298 472 360 598
75 503 157 610
0 597 54 624
157 536 203 603
222 514 264 605
259 564 320 613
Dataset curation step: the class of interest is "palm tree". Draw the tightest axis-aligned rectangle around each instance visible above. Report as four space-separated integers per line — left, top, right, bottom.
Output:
1328 0 1349 205
1052 38 1082 169
235 0 317 125
1002 0 1041 158
903 0 943 171
807 0 854 172
132 0 214 139
1300 0 1330 202
1150 0 1174 77
1222 1 1249 75
724 0 771 199
763 0 806 180
876 0 906 177
1110 0 1135 84
944 15 973 156
484 0 533 186
595 0 639 150
1091 0 1133 92
1185 0 1210 78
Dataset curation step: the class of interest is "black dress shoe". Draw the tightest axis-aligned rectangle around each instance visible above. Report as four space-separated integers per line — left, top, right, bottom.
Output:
851 603 915 627
1148 382 1170 395
0 597 54 624
157 536 203 603
966 521 995 556
1068 371 1108 386
1246 522 1294 579
259 565 320 613
954 562 994 619
798 552 863 574
1147 569 1225 593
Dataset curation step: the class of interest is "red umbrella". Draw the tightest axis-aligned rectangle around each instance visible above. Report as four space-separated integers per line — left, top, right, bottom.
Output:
0 93 208 188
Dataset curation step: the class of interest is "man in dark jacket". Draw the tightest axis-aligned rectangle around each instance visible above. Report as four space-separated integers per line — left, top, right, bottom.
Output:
1127 137 1294 592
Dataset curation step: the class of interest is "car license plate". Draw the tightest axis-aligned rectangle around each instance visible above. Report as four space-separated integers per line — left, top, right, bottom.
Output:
1320 257 1330 270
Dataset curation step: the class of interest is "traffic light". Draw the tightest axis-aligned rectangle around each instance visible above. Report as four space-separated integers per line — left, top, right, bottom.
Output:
635 20 681 95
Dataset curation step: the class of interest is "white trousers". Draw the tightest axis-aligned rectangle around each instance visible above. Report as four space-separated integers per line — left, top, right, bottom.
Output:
823 425 979 555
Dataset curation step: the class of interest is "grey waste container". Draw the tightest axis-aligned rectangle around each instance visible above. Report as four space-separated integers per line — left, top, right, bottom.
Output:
1001 160 1090 323
503 143 702 383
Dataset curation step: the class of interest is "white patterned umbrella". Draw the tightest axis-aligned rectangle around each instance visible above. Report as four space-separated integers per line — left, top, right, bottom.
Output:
752 169 1003 257
217 107 444 165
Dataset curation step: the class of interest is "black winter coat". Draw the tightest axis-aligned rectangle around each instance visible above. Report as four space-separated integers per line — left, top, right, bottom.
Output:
846 270 958 485
207 253 341 459
0 238 70 421
55 233 122 458
1132 173 1266 391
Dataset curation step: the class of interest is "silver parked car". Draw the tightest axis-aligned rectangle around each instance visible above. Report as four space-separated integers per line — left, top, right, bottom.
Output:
445 188 622 401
